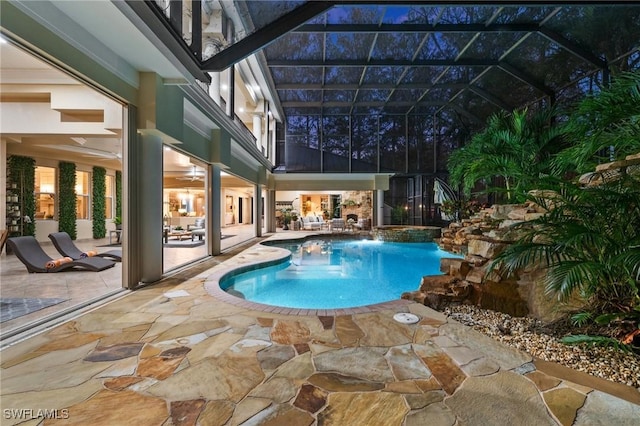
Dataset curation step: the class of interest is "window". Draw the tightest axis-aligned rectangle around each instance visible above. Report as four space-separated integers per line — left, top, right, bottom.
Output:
105 175 114 219
76 171 90 219
35 166 56 220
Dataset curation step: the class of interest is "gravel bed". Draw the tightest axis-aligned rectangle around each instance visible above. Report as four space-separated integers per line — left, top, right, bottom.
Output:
442 304 640 390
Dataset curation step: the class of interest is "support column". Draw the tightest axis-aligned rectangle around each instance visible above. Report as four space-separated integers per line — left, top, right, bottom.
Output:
253 113 263 152
208 71 221 106
211 164 221 255
376 189 384 227
136 132 164 283
0 139 6 233
227 65 235 118
266 189 276 233
254 183 262 237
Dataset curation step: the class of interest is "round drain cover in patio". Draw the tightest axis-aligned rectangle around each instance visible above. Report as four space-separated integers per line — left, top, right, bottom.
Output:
393 312 420 324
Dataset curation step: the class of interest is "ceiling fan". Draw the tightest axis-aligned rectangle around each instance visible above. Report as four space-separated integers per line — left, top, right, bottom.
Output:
176 165 204 181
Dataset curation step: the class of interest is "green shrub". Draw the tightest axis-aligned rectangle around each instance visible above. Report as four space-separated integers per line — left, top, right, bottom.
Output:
92 166 106 238
58 162 77 239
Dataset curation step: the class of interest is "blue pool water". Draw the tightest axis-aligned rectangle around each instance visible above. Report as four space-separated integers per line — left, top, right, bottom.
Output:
220 239 462 309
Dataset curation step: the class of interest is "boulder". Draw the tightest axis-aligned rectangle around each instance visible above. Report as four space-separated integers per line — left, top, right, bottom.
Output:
498 219 524 229
491 204 526 220
420 274 460 292
507 208 530 221
440 258 471 279
401 291 427 305
464 254 489 267
416 275 474 310
524 212 545 221
453 225 483 245
472 279 529 317
467 239 508 259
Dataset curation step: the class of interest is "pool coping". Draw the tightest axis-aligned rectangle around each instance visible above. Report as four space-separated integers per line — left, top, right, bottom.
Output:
204 233 414 316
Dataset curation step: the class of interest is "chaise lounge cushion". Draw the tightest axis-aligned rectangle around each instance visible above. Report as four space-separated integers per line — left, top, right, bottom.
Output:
48 232 122 262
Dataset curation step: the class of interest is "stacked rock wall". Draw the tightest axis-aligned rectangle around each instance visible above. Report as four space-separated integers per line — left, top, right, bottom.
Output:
403 202 560 320
404 153 640 320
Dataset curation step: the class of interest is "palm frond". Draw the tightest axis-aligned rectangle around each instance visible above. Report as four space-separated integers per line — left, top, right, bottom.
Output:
553 70 640 174
615 248 640 281
545 260 606 300
561 334 634 353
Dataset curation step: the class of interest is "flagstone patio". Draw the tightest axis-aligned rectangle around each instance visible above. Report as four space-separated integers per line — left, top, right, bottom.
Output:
0 238 638 425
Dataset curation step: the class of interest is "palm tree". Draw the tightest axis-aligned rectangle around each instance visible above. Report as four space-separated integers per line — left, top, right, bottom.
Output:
553 70 640 175
490 174 640 329
448 107 566 203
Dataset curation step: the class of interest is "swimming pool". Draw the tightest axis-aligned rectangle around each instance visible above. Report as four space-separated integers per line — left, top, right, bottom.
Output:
220 239 461 309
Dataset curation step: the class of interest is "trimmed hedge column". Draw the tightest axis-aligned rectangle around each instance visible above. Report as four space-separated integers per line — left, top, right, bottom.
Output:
92 166 106 238
115 170 122 219
58 161 77 239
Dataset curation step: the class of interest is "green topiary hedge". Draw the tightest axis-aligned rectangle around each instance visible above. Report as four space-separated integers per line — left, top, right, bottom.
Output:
58 162 77 239
92 166 106 239
115 170 122 220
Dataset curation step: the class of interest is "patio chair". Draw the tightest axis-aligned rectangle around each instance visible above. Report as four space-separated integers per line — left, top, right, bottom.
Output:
331 218 345 231
187 217 205 231
48 232 122 262
7 236 116 273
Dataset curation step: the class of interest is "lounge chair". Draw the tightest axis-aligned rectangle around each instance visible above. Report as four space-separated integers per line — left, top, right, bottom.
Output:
48 232 122 262
7 236 116 273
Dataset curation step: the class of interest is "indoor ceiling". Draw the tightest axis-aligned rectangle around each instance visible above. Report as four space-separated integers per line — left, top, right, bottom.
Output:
0 41 124 170
201 1 640 122
0 40 251 189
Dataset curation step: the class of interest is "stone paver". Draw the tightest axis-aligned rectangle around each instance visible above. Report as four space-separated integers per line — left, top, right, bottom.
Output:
574 390 640 426
543 387 587 426
1 237 637 425
446 371 557 426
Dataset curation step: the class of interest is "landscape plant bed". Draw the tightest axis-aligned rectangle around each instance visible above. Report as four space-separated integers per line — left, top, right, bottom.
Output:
442 304 640 390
